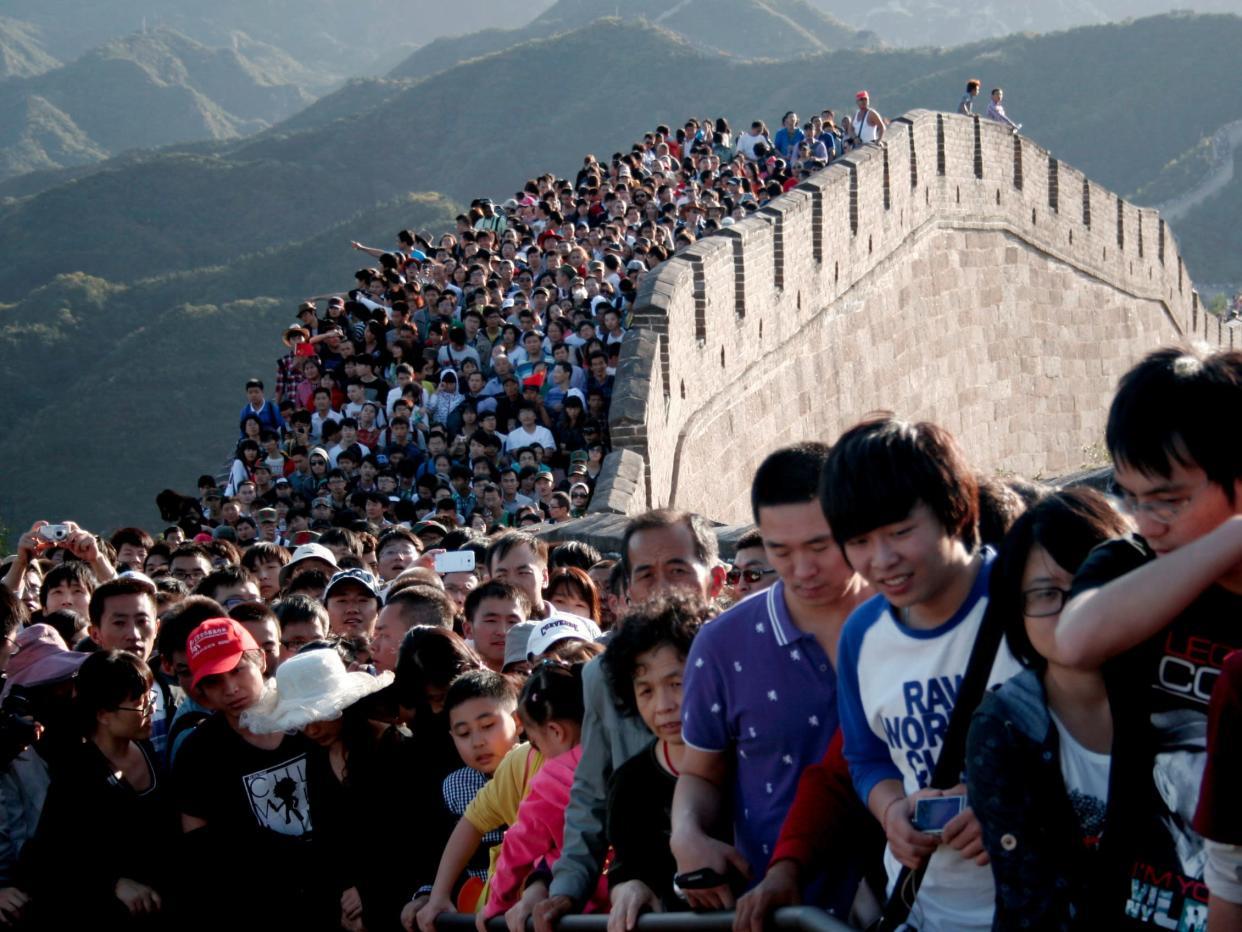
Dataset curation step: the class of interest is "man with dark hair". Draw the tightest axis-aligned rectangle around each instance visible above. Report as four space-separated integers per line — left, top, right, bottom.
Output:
88 574 173 753
672 444 872 916
372 585 457 673
239 378 285 435
109 527 153 571
40 561 98 616
195 566 260 608
376 527 423 581
824 416 1016 930
169 544 213 590
486 531 556 620
1056 348 1242 930
728 528 776 598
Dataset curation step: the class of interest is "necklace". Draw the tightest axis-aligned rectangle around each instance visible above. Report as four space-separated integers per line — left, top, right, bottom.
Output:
661 740 680 776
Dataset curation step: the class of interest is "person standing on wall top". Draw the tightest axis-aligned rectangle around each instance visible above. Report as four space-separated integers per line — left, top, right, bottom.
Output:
852 91 884 145
986 88 1021 133
959 79 981 115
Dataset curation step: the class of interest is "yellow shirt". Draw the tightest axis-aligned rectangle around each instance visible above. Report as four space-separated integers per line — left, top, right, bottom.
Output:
463 742 545 911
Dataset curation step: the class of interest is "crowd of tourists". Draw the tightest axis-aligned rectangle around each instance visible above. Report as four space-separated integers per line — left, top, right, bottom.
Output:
4 344 1240 932
210 98 892 545
6 95 1240 932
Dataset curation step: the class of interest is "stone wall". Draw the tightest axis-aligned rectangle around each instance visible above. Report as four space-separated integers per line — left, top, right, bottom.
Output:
592 109 1242 525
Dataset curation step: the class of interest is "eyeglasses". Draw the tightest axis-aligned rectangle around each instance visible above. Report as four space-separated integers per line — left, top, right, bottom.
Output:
1111 479 1210 526
116 695 157 714
726 567 777 586
1021 586 1070 618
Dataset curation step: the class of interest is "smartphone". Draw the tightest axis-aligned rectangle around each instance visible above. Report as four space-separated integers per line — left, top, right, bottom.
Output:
912 795 966 834
37 524 70 543
434 550 476 575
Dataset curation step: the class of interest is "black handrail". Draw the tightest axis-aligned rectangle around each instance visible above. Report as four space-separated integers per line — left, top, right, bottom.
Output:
434 906 853 932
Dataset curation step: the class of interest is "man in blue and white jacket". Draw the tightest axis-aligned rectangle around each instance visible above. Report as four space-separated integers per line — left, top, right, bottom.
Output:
822 414 1020 932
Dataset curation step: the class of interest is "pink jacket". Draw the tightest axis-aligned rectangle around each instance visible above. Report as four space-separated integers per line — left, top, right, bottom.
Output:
483 745 607 917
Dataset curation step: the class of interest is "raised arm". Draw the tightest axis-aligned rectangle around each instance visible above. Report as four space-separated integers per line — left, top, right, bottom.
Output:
1055 516 1242 669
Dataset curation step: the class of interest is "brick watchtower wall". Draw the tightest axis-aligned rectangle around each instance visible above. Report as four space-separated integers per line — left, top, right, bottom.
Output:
587 109 1239 525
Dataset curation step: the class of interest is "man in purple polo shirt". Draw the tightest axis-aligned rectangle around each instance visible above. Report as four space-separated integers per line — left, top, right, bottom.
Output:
671 444 872 915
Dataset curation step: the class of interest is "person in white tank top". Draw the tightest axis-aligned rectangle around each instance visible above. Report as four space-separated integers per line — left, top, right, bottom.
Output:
853 90 884 145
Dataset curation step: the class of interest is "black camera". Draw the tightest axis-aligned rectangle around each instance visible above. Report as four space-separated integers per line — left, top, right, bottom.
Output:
0 684 40 769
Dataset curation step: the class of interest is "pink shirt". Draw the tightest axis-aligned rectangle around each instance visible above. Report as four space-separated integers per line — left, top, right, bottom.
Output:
483 745 607 917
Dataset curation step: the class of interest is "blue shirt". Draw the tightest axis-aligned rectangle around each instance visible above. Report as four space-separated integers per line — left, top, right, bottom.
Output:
682 580 839 877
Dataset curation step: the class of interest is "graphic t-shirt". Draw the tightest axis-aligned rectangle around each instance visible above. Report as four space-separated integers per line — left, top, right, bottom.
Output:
172 713 320 924
173 713 314 838
837 551 1021 932
1050 710 1110 851
1071 536 1242 932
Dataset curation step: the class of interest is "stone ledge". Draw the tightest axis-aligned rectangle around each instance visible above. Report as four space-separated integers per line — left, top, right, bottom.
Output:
585 448 647 516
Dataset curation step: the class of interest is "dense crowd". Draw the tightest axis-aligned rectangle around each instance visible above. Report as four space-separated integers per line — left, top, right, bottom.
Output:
4 97 1240 932
206 98 889 546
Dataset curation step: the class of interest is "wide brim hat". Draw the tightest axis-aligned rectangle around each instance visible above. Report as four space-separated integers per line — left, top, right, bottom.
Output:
0 624 87 700
240 648 394 734
283 325 310 347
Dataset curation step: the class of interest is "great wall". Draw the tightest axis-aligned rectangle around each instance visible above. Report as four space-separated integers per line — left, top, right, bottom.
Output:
554 109 1242 548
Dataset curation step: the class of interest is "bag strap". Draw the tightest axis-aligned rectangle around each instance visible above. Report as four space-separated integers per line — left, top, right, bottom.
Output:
874 580 1006 930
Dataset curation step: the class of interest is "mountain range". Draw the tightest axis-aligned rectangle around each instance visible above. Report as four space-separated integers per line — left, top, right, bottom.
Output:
0 27 319 182
390 0 878 82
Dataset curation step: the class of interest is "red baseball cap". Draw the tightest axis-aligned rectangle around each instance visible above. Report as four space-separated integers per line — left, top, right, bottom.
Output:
187 619 260 689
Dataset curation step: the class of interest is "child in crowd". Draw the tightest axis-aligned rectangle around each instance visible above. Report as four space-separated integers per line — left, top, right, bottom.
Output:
484 661 603 921
408 670 524 931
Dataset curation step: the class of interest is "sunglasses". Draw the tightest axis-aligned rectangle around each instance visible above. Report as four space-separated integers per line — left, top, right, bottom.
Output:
726 567 777 586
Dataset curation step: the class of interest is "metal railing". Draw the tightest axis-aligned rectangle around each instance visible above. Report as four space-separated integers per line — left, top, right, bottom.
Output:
435 906 853 932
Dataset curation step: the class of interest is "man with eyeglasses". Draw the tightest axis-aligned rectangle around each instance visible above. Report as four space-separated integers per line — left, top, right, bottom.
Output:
87 575 174 754
1056 347 1242 931
729 529 778 598
168 543 212 590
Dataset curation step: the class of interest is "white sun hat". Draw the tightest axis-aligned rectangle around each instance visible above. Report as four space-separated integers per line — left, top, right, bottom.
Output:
240 647 393 734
